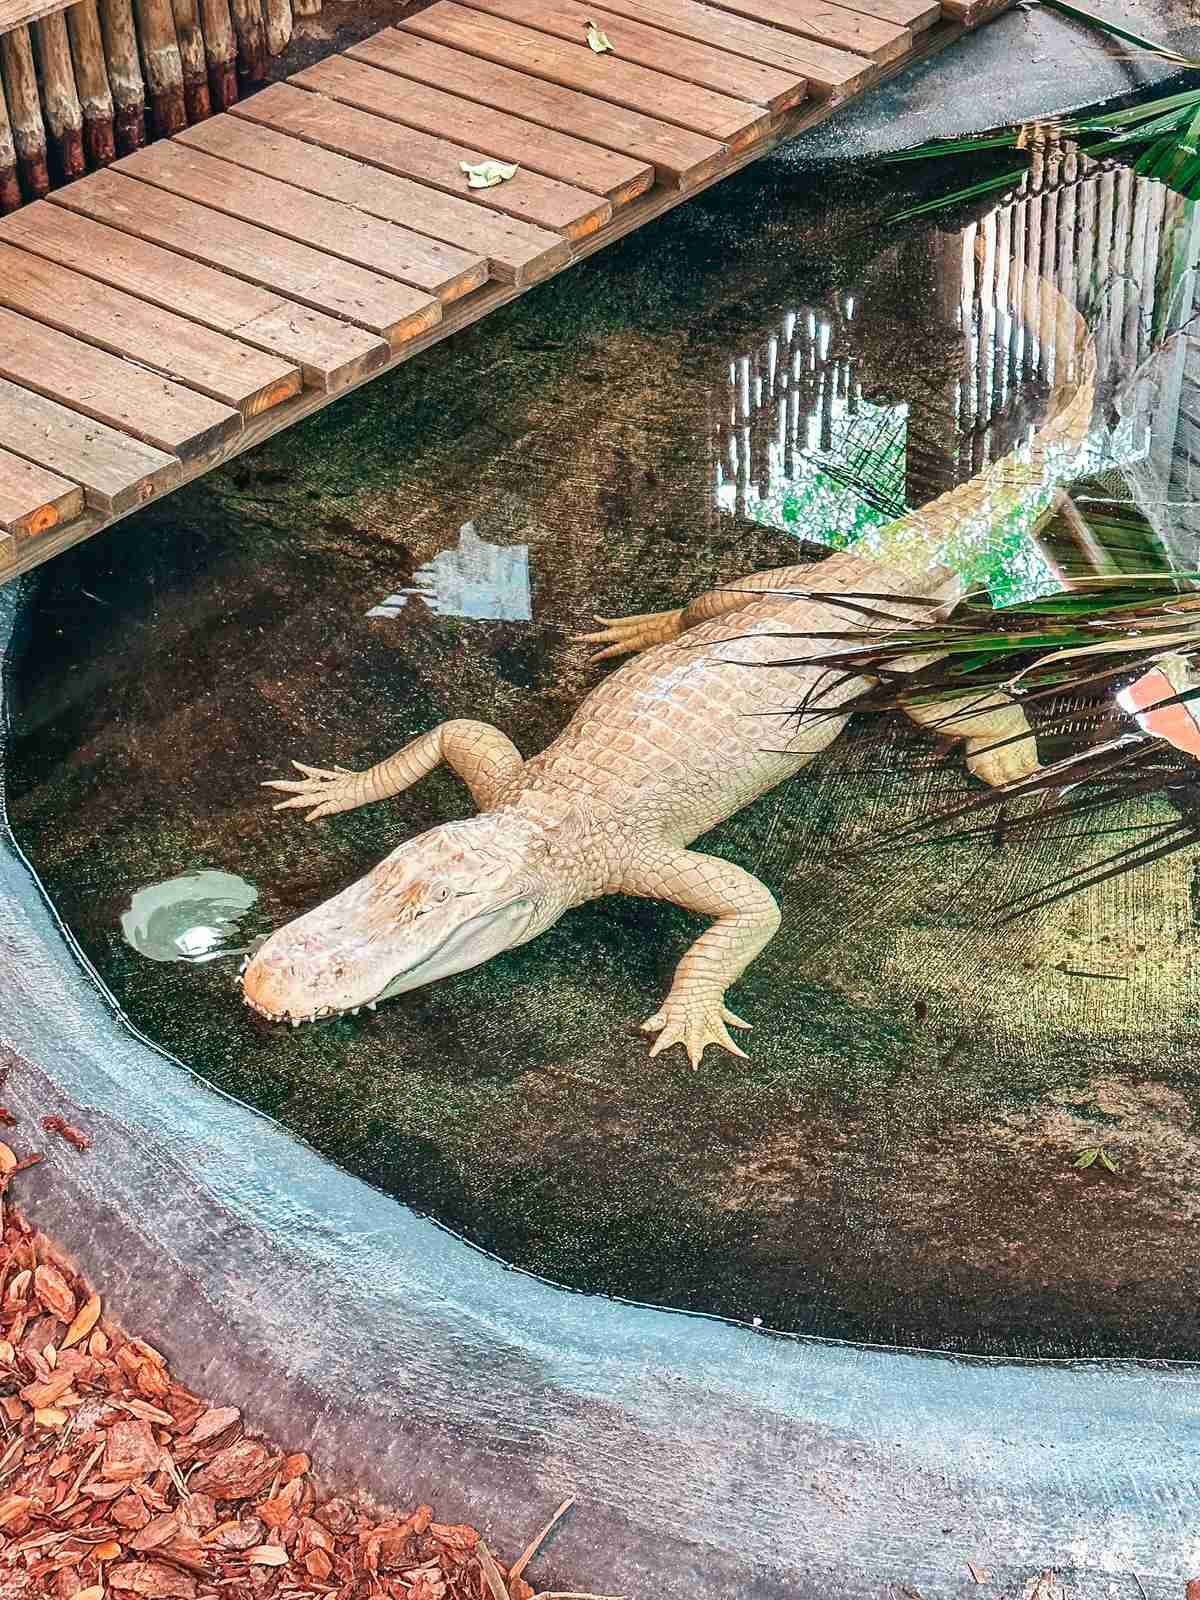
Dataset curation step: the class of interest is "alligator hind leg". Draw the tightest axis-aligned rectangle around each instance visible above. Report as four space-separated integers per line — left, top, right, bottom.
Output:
900 690 1039 787
263 718 524 820
574 607 685 662
576 560 832 663
620 846 781 1068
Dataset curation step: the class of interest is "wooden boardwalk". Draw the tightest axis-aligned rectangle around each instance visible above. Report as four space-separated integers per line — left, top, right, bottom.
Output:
0 0 1009 578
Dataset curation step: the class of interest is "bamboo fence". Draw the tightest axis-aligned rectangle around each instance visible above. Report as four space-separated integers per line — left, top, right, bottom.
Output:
716 141 1183 528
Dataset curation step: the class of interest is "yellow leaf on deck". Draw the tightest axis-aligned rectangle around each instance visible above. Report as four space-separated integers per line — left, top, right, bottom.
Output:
460 158 519 188
585 18 612 49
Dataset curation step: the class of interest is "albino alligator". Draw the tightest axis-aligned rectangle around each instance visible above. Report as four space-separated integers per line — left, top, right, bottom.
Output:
243 268 1094 1065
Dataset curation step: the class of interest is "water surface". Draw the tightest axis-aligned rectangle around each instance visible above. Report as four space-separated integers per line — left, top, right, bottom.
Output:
9 140 1200 1356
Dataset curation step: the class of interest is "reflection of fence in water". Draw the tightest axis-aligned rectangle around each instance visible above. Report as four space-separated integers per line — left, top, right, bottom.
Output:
716 144 1193 578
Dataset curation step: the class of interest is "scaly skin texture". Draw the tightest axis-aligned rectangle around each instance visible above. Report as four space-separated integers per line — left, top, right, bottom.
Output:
245 266 1095 1065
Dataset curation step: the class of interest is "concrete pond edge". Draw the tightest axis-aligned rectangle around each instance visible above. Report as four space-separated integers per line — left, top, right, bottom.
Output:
5 567 1200 1597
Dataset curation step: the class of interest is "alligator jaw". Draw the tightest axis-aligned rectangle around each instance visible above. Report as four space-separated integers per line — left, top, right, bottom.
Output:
239 989 378 1026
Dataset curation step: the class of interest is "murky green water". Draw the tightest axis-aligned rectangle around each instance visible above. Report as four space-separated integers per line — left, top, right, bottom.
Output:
9 140 1200 1356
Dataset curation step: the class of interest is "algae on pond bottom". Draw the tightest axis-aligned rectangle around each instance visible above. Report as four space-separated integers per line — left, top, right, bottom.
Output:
9 150 1200 1357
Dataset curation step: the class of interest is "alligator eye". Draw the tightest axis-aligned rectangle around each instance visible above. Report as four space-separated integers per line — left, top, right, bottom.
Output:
434 886 450 903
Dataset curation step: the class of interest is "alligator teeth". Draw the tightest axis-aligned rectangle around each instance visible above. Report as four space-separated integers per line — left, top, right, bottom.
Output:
367 1002 377 1011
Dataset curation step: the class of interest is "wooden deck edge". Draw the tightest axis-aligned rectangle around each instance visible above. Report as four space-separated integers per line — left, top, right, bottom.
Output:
0 7 1009 581
0 0 71 38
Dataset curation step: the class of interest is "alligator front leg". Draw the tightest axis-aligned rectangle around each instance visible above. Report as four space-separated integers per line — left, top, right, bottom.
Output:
263 719 524 820
620 847 781 1068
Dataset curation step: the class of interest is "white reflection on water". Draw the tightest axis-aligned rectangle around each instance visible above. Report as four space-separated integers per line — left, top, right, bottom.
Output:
121 870 258 964
368 521 532 623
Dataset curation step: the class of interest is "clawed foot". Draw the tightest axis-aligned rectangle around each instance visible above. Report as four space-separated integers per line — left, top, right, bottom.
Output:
640 996 752 1068
263 761 363 822
573 607 684 663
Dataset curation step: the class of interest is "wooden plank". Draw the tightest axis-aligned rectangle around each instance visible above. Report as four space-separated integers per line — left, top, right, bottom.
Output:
399 2 772 146
0 240 300 420
0 201 388 392
0 446 83 537
0 304 240 460
537 0 872 87
224 87 570 286
280 67 613 239
0 375 179 513
0 0 72 35
48 170 442 349
455 0 807 110
841 0 937 30
675 0 911 64
347 27 727 186
119 135 489 304
2 16 1003 579
277 61 652 206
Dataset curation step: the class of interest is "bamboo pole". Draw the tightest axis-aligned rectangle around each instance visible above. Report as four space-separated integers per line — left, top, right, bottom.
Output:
0 73 20 211
99 0 147 153
0 27 48 198
197 0 237 107
229 0 267 80
135 0 187 134
33 11 85 181
67 0 116 167
170 0 212 120
262 0 292 58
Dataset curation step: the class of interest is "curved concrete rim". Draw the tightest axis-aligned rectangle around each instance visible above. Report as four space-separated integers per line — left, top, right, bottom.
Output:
5 572 1200 1595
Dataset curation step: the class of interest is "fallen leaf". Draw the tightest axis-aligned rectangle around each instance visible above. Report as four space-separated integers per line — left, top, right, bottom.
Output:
281 1452 310 1481
41 1115 91 1151
966 1562 990 1583
460 158 519 189
0 1143 16 1176
63 1292 102 1349
1099 1147 1119 1173
0 1108 16 1127
584 18 612 50
74 1589 106 1600
206 1516 264 1551
33 1406 69 1427
34 1264 76 1322
1073 1147 1099 1169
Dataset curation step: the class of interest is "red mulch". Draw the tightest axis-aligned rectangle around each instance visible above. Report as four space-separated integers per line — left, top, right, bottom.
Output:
0 1144 582 1600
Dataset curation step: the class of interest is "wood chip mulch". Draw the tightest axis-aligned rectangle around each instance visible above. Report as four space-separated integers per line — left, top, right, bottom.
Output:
0 1146 600 1600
